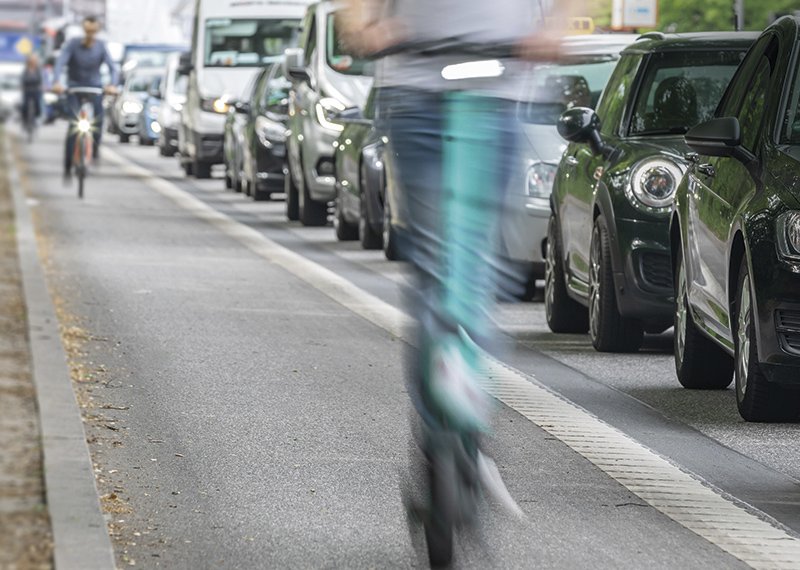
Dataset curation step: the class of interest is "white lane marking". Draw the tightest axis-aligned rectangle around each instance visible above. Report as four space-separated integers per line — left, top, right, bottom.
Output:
106 147 800 569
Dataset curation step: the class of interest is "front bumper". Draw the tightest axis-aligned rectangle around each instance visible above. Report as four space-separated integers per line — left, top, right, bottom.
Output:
750 239 800 384
612 217 674 326
502 192 549 269
118 111 141 135
192 130 224 164
302 121 338 202
255 142 287 193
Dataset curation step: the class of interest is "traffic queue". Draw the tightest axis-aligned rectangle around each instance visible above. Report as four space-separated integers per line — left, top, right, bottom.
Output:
125 0 800 424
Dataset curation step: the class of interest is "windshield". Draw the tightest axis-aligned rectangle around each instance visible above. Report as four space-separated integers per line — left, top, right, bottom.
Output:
326 14 373 76
205 18 298 67
127 74 159 93
124 50 174 69
629 50 744 136
519 56 618 125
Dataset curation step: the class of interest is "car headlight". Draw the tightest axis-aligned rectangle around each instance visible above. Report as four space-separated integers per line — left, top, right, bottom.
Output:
315 97 346 133
121 100 143 114
151 121 162 134
776 212 800 262
255 115 287 146
526 162 558 199
629 158 683 210
201 97 229 114
171 102 183 113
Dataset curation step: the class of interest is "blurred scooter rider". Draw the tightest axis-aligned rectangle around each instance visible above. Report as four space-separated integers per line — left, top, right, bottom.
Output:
52 15 119 177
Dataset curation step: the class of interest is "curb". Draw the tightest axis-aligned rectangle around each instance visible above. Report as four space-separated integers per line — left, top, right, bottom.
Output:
6 133 116 570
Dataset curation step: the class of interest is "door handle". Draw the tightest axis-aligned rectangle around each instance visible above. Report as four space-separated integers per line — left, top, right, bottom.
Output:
696 163 716 177
565 156 579 167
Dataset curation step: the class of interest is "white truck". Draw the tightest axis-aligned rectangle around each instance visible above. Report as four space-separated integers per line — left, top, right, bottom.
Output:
178 0 313 179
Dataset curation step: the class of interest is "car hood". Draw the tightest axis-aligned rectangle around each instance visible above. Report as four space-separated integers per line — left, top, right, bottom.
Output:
199 68 261 102
322 72 373 109
770 146 800 208
520 123 567 164
615 135 691 168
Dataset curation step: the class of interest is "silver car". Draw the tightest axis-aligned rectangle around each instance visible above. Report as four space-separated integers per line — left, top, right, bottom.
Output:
113 68 162 143
284 1 373 226
504 34 639 299
157 53 188 157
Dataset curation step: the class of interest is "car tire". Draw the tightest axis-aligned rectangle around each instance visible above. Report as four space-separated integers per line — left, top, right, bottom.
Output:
297 163 328 227
588 216 643 352
673 246 733 389
224 169 233 189
286 163 300 221
194 160 212 179
252 181 271 202
734 258 797 422
334 189 358 241
545 215 589 333
183 159 194 177
359 194 382 250
383 197 400 261
159 146 173 158
119 133 130 144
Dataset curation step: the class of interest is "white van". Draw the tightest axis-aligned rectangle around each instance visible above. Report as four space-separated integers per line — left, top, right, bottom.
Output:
179 0 312 179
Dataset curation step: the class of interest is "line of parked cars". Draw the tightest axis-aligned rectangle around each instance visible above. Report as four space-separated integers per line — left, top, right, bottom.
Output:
134 0 800 424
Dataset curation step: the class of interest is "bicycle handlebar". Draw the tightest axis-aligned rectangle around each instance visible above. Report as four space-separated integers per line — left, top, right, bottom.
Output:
67 87 105 95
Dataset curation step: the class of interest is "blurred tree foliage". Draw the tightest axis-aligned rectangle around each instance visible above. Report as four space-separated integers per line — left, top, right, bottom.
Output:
582 0 799 32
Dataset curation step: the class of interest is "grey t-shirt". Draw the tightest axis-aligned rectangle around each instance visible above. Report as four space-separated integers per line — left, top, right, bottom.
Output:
376 0 543 99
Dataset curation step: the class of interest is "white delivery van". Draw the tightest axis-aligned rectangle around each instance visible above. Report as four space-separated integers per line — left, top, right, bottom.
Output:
179 0 312 178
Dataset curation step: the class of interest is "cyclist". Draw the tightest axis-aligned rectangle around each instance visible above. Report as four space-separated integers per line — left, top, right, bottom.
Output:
340 0 576 564
52 15 118 180
21 54 43 134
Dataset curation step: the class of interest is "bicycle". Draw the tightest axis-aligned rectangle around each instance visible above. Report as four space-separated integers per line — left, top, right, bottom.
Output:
23 95 37 143
66 87 103 199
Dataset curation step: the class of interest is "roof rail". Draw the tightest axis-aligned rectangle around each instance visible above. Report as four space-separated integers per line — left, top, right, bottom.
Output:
637 31 666 41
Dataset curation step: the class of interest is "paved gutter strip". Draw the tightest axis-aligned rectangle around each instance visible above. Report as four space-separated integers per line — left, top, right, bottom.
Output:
105 146 800 569
7 135 116 570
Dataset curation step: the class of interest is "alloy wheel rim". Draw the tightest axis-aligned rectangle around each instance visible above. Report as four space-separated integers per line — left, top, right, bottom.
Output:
545 230 556 317
589 231 601 341
675 261 688 366
736 281 752 400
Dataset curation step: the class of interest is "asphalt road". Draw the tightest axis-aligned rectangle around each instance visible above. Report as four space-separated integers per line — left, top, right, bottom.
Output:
13 124 800 569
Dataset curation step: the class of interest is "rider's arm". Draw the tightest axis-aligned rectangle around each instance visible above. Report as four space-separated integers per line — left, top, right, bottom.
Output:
338 0 403 55
53 39 74 87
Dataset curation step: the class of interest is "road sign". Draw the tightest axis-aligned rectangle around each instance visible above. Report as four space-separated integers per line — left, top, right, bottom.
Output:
612 0 658 29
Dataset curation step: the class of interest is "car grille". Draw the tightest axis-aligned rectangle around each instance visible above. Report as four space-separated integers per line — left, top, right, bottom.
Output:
639 252 673 291
776 310 800 355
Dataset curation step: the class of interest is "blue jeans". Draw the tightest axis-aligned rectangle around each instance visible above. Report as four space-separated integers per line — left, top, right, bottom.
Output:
64 92 104 172
380 87 521 432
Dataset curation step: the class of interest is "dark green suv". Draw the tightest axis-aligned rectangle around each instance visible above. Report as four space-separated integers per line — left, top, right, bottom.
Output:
546 32 756 352
672 17 800 422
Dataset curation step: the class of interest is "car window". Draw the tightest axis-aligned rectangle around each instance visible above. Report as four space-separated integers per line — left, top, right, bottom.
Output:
303 16 317 68
629 50 744 136
325 14 373 77
595 54 641 137
519 55 619 125
737 54 773 151
782 45 800 144
205 18 298 67
264 68 291 115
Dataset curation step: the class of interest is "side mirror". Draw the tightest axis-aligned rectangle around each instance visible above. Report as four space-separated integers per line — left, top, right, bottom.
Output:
178 52 193 76
234 101 251 115
557 107 612 158
685 117 756 165
284 47 309 82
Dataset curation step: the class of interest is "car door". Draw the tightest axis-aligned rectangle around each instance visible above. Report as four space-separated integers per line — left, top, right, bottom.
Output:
243 69 270 183
288 8 316 183
687 36 778 341
559 54 641 293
